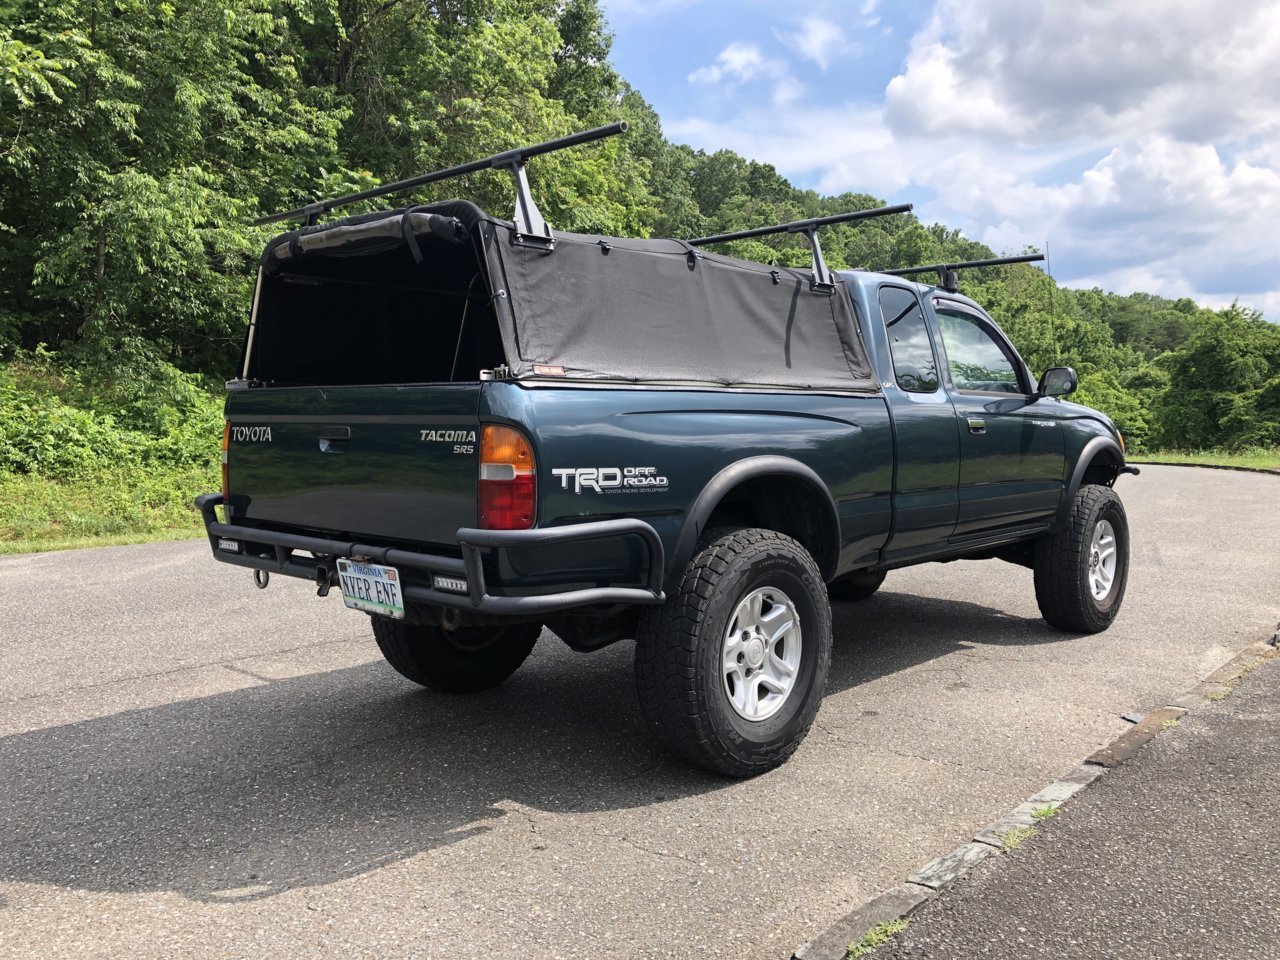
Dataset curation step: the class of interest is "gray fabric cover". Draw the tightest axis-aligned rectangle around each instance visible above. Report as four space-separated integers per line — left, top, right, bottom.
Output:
256 202 880 393
491 226 877 391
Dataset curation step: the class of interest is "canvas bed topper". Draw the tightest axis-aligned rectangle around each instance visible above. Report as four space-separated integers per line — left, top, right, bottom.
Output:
253 199 881 393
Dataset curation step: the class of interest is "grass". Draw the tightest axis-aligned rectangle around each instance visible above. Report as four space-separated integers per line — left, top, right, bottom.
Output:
1000 826 1037 849
848 919 910 958
1129 446 1280 471
1162 717 1181 729
0 469 210 555
0 527 204 556
1031 805 1058 822
0 349 223 555
1206 689 1229 702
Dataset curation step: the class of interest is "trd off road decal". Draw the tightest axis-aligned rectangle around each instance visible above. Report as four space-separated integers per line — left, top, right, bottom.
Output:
552 466 669 494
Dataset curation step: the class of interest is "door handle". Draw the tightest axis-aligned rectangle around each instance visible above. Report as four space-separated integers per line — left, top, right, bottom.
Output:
967 418 987 435
317 425 350 453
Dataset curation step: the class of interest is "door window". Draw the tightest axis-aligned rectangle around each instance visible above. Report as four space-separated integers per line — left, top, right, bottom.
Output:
935 309 1024 393
879 286 940 393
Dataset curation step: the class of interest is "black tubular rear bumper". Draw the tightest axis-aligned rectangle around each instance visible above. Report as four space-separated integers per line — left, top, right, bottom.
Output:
194 494 665 615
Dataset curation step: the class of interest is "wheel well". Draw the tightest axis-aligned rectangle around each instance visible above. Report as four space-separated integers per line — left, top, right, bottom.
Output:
703 475 837 578
1081 450 1120 488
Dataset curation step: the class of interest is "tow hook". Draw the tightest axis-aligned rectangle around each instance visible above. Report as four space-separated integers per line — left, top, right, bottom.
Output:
253 569 270 590
315 564 332 598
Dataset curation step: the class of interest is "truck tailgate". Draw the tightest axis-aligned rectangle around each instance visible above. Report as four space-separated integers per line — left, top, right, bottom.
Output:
225 384 480 547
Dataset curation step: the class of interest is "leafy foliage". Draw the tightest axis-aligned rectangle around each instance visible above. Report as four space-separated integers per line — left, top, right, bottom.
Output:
0 347 220 545
0 0 1276 550
1150 304 1280 450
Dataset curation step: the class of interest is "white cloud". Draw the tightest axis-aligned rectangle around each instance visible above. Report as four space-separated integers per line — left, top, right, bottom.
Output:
688 43 786 86
885 0 1280 145
668 105 911 197
776 18 850 71
871 1 1280 315
660 0 1280 318
772 76 805 106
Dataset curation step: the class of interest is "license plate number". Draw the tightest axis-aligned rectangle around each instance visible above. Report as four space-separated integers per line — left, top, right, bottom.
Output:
336 559 405 619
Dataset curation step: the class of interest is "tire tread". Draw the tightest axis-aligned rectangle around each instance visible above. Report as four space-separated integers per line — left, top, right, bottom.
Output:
1033 485 1128 633
634 527 831 777
371 617 540 693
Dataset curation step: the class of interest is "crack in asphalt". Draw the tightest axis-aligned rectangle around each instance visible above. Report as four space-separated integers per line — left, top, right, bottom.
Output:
610 834 703 867
222 664 277 683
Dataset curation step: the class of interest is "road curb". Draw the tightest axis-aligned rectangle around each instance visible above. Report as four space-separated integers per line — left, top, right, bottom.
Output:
789 633 1280 960
1128 460 1280 476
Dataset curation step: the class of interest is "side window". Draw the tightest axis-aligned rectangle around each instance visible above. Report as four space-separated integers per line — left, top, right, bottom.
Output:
878 286 939 393
935 309 1024 394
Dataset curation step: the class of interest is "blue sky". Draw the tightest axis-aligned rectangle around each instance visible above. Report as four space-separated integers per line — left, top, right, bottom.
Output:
601 0 1280 320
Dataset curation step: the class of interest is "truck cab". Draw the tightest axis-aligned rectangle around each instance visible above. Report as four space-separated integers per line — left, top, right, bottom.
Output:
844 272 1122 566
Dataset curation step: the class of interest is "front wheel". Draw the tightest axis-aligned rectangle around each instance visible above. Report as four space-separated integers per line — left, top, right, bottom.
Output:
634 527 832 777
1033 485 1130 633
371 617 541 692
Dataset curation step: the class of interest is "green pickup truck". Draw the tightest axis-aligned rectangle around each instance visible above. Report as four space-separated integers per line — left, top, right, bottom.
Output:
198 126 1137 776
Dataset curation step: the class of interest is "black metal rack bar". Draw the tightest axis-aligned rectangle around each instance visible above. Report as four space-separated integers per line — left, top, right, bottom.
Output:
882 253 1045 292
255 121 629 228
687 204 913 247
882 253 1045 276
688 204 913 294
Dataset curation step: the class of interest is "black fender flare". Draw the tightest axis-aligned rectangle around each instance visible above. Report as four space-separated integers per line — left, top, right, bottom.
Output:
667 456 840 586
1058 436 1125 524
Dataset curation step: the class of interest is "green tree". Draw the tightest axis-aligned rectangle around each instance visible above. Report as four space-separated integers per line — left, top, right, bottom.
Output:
1152 304 1280 450
0 0 349 370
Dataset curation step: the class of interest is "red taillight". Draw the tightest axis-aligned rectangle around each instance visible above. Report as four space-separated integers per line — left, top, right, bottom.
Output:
479 424 535 530
221 420 230 502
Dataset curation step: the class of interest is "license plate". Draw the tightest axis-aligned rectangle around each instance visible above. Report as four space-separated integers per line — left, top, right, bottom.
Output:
336 559 405 619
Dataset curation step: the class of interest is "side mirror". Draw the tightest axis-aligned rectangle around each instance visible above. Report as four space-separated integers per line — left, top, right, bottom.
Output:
1036 366 1078 399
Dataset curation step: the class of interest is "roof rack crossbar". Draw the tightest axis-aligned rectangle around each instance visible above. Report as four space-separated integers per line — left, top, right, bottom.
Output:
688 203 912 294
687 204 912 247
882 253 1045 292
254 121 629 231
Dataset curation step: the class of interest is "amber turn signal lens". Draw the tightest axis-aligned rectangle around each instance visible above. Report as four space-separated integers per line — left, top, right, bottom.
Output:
479 424 536 530
480 425 533 466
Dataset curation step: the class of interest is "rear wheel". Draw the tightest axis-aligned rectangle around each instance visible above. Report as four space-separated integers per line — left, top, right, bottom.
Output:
634 527 832 777
371 617 540 692
1033 485 1129 633
828 569 886 601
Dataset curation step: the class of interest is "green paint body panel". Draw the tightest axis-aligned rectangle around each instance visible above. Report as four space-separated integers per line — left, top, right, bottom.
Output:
227 383 481 548
221 271 1128 602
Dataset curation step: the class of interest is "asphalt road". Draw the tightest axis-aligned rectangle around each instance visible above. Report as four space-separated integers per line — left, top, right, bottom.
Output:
0 466 1276 960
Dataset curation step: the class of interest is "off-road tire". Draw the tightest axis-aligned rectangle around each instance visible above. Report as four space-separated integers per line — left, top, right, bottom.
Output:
371 618 541 693
828 569 886 602
1033 485 1129 633
634 527 832 777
